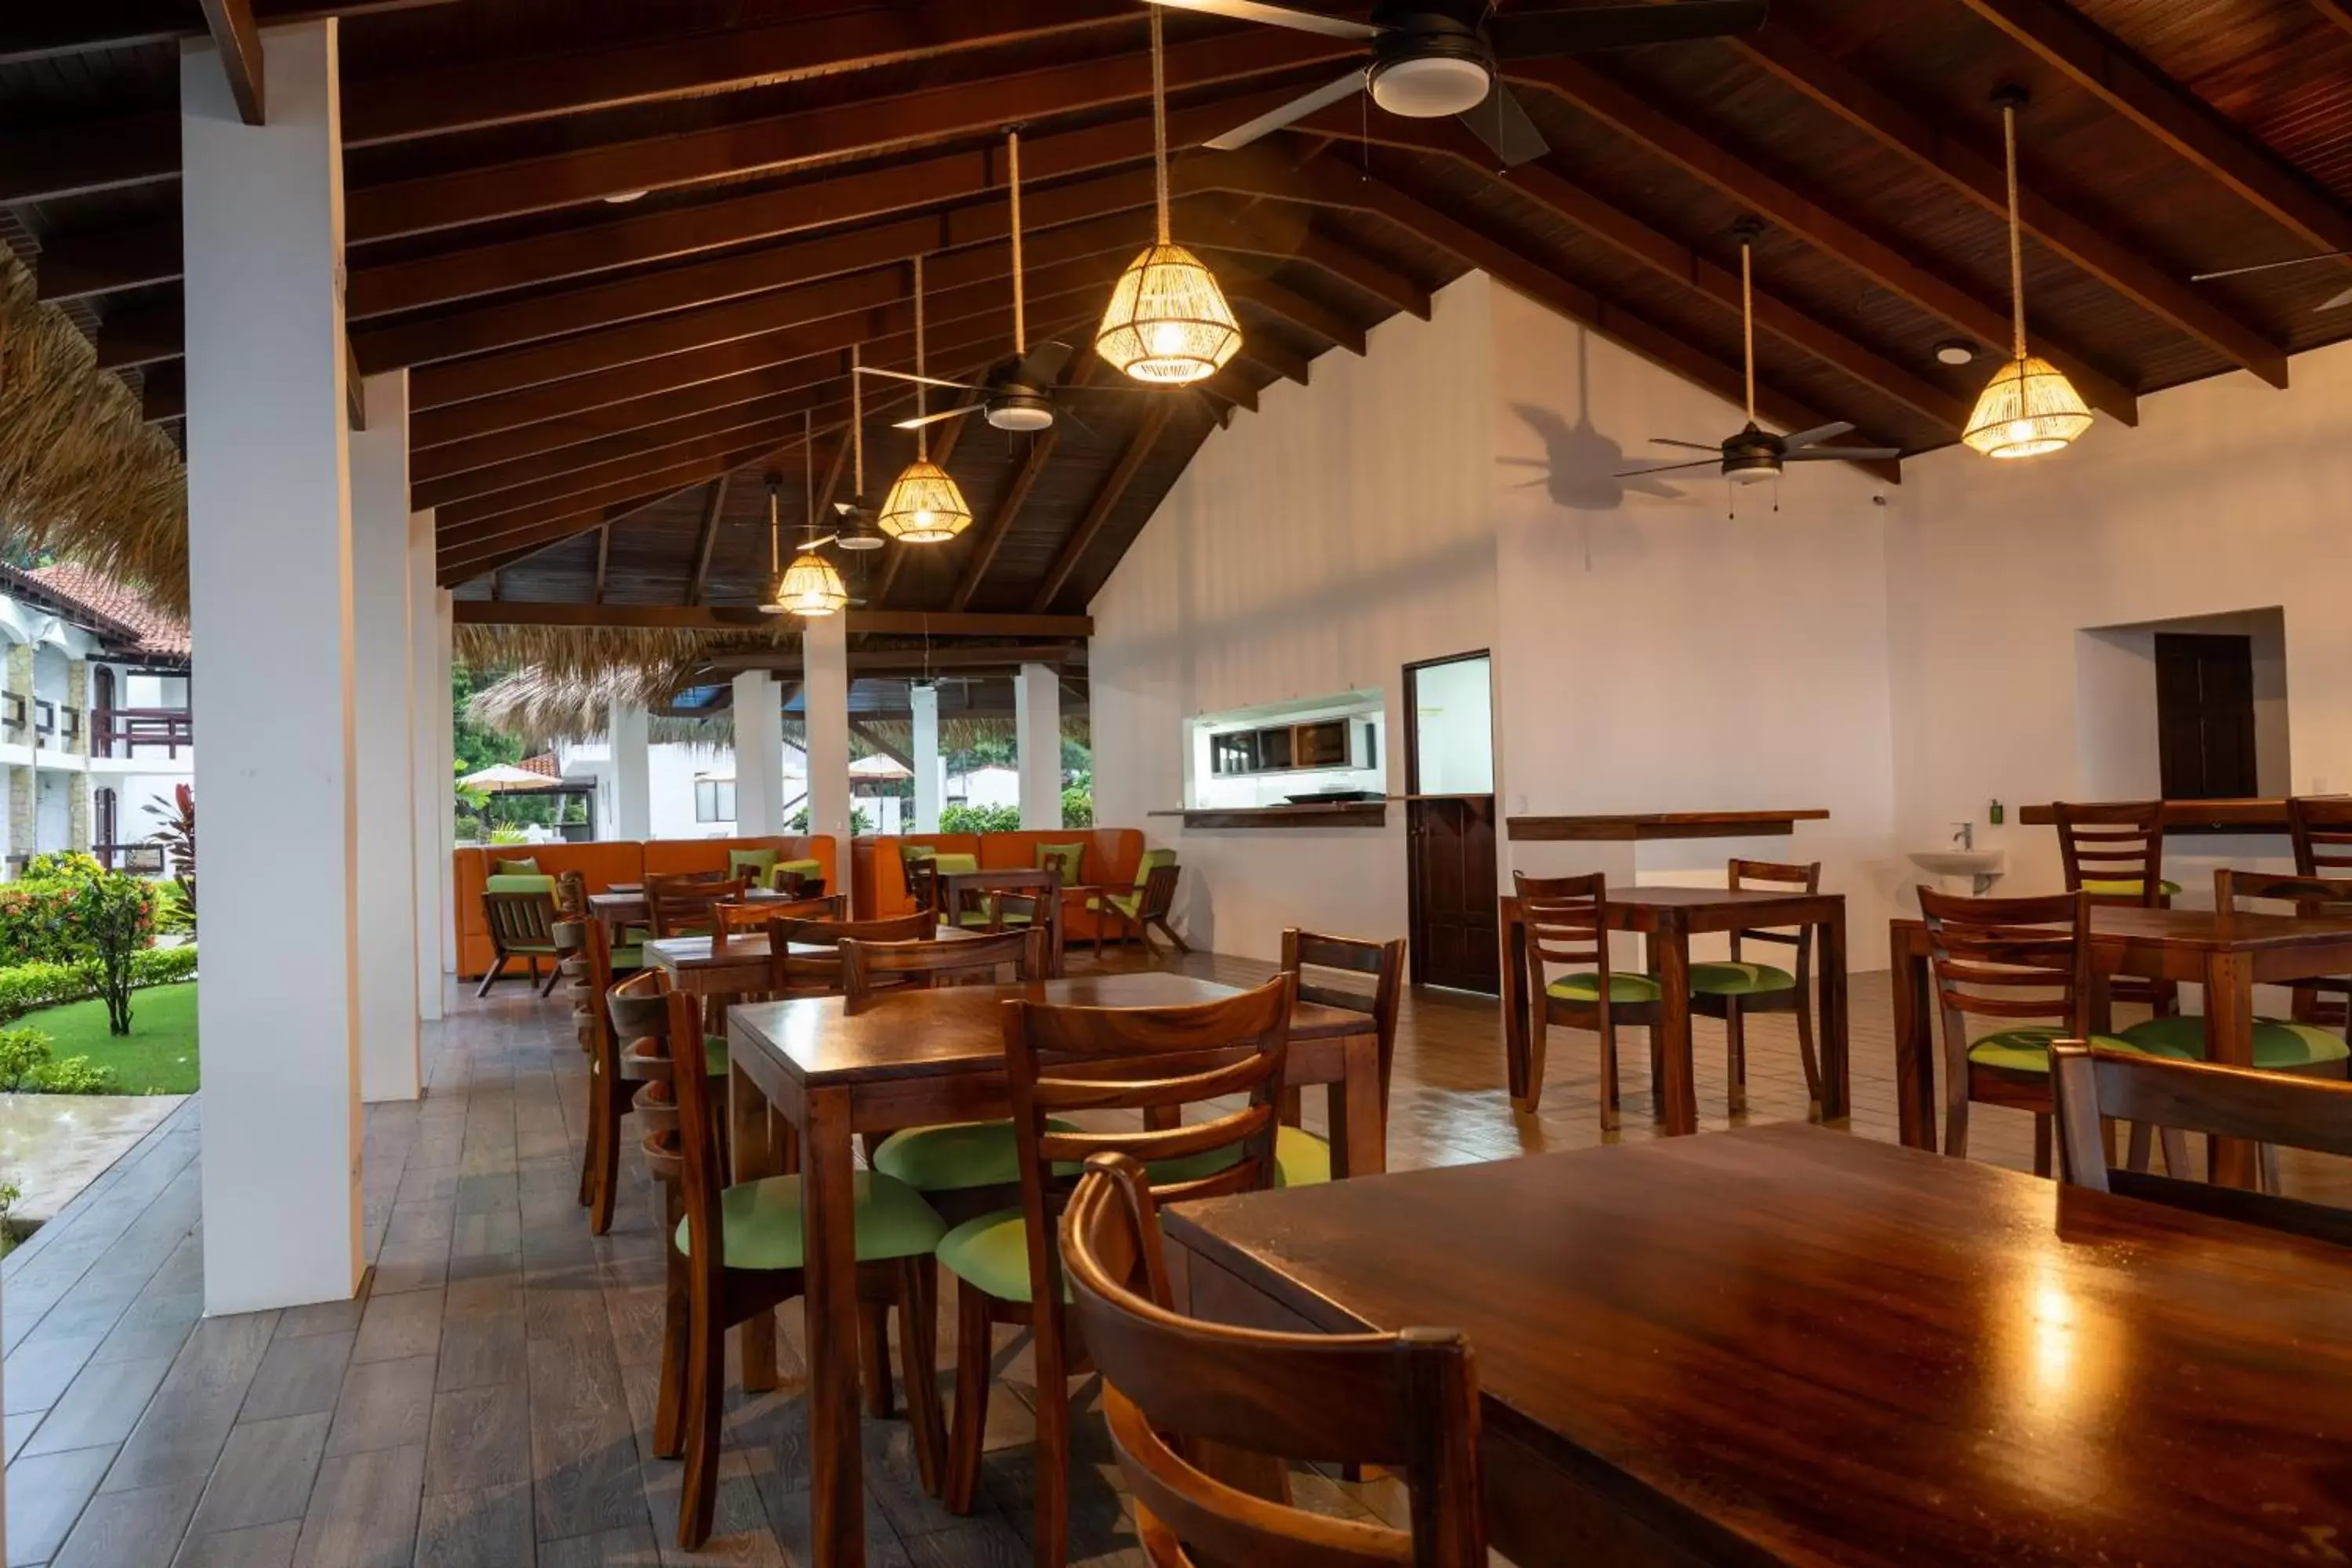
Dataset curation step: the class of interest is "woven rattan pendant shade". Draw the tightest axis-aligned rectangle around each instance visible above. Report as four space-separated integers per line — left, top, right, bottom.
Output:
876 459 971 543
775 550 847 615
1967 92 2088 460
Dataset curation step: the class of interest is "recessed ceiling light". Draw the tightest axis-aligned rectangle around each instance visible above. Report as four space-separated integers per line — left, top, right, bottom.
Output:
1934 339 1978 366
603 189 649 205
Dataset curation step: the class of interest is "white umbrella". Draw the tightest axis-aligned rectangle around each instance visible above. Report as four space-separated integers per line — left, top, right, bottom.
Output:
460 764 557 794
848 754 913 781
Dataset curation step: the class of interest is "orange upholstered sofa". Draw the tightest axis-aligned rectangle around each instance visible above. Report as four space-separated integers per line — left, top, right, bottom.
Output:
849 829 1145 941
452 835 837 978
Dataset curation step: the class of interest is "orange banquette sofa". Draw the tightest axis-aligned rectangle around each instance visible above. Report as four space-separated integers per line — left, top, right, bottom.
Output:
452 835 837 978
850 829 1145 942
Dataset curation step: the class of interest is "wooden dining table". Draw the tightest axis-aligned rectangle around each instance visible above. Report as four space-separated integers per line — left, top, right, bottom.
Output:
587 883 802 943
1891 904 2352 1184
1164 1122 2352 1566
723 971 1389 1568
1498 887 1849 1132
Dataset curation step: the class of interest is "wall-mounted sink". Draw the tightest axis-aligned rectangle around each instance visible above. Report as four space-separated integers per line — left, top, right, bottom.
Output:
1907 849 2007 895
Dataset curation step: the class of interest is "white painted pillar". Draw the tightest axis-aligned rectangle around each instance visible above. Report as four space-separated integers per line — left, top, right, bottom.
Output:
803 614 852 864
408 510 445 1021
609 699 652 840
436 589 456 975
732 670 784 835
910 681 943 833
184 18 365 1312
351 371 420 1103
1015 662 1063 829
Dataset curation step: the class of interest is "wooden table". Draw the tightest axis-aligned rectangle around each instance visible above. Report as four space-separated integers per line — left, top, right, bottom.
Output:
1504 808 1830 841
2013 797 2314 832
644 924 964 1000
1890 905 2352 1183
587 884 800 942
1499 887 1849 1132
724 971 1388 1568
1164 1123 2352 1567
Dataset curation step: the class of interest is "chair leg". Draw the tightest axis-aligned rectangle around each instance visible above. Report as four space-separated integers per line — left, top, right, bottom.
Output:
652 1207 689 1461
474 956 506 998
1943 1085 1970 1161
1030 1312 1072 1568
1152 915 1190 954
898 1260 946 1497
1725 1002 1748 1116
860 1298 894 1420
944 1280 993 1515
539 962 564 998
588 1069 621 1236
1595 1015 1617 1134
2032 1114 2053 1179
677 1273 725 1551
1793 988 1823 1110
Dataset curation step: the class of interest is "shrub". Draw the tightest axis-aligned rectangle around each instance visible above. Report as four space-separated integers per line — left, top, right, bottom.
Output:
58 872 159 1036
938 803 1022 834
0 1026 115 1095
0 852 158 968
145 782 196 936
0 946 196 1022
1060 787 1094 829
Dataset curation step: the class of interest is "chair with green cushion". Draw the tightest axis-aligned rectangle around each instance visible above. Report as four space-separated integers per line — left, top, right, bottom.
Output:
2287 796 2352 1029
1254 927 1405 1187
1083 848 1187 958
898 842 940 902
926 852 983 924
936 975 1294 1559
2053 800 2181 1018
609 973 945 1552
768 856 826 896
1920 886 2187 1175
1509 871 1658 1125
479 876 564 997
554 916 642 1236
1689 858 1822 1116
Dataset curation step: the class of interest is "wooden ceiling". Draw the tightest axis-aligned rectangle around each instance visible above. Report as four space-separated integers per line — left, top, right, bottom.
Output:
8 0 2352 627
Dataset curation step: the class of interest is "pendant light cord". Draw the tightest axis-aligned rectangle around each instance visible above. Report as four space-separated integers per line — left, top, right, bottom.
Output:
1741 238 1756 426
913 252 929 460
2003 101 2027 361
1151 8 1171 246
803 410 815 543
1009 131 1026 355
768 480 779 579
851 343 865 497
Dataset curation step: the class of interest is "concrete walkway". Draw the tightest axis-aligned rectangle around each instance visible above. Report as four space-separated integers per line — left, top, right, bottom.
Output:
0 1094 188 1226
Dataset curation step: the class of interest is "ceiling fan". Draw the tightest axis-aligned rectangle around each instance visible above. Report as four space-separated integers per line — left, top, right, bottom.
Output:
2190 251 2352 312
1152 0 1769 167
1617 221 1899 492
827 343 887 550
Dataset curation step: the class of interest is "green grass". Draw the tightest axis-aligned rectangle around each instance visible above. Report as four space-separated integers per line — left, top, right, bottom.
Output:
16 982 199 1095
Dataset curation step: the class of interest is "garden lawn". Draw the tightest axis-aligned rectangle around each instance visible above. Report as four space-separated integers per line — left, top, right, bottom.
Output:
16 982 199 1095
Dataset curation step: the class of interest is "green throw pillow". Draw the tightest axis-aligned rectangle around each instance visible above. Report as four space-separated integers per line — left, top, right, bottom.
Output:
494 858 541 877
933 853 980 875
485 873 556 894
1036 842 1087 882
728 848 779 879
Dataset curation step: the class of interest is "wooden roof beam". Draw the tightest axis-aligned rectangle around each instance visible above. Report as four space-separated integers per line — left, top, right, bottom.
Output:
449 601 1094 636
440 482 703 583
198 0 265 125
440 442 789 554
2313 0 2352 38
0 0 454 65
592 526 610 605
945 361 1098 612
1732 25 2287 387
684 477 729 607
1504 57 2139 426
1185 198 1433 319
1030 399 1176 612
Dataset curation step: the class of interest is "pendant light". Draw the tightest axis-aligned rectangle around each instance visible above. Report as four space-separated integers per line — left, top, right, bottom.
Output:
774 412 848 616
1094 7 1242 384
877 255 974 543
1963 88 2091 459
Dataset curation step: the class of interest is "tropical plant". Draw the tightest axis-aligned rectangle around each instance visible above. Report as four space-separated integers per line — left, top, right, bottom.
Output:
486 824 532 845
0 1025 115 1094
0 947 198 1022
143 782 196 935
0 851 157 967
788 806 877 835
0 1180 19 1259
1060 786 1094 829
60 871 160 1036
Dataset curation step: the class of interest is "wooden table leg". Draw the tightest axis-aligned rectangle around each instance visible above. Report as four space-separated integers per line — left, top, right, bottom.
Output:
1501 900 1537 1112
1817 906 1849 1123
728 1052 780 1394
2201 950 2260 1189
1889 926 1935 1153
1324 1033 1387 1178
1654 916 1697 1137
800 1085 866 1567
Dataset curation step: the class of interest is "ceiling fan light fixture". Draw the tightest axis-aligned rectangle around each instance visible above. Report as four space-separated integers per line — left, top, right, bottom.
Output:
877 459 972 543
775 550 848 616
985 393 1057 432
1962 352 2092 459
1367 53 1491 118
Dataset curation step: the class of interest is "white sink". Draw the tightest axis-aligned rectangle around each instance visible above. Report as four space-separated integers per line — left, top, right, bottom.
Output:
1908 849 2006 895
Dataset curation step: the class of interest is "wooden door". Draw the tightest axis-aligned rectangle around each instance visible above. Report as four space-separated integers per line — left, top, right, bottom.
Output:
92 666 114 759
2154 633 2257 800
1405 653 1501 993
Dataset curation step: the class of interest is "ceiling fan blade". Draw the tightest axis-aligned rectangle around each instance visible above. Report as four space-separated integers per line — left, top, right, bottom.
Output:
1017 339 1075 387
1784 447 1903 461
1613 458 1722 478
1142 0 1381 42
2322 282 2352 310
1457 82 1548 167
1205 71 1366 151
893 406 978 431
1489 0 1769 59
1649 437 1722 452
857 365 982 394
1778 420 1854 450
800 534 840 551
2190 249 2352 281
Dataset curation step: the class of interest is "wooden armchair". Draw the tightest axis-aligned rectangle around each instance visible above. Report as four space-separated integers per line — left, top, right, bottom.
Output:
1276 930 1404 1179
479 880 564 996
2288 795 2352 1026
1084 848 1186 958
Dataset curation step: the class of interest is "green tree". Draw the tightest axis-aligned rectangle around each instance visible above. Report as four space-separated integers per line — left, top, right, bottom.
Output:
452 666 525 776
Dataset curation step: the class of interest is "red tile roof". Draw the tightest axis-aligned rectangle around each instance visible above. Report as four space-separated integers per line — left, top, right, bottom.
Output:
22 563 191 659
519 752 559 779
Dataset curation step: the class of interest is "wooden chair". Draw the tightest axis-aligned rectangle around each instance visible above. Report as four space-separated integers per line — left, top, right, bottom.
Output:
839 927 1045 1001
1083 848 1186 958
554 917 643 1236
762 909 936 996
2051 800 2180 1017
644 873 752 938
609 971 947 1551
939 977 1295 1568
1270 929 1403 1188
1510 871 1657 1125
1063 1152 1487 1567
1918 887 2185 1174
1687 859 1821 1115
2287 796 2352 1026
2052 1044 2352 1247
710 891 840 950
479 882 564 996
985 882 1066 977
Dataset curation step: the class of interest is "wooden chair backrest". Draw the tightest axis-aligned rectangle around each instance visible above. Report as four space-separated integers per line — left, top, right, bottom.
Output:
1281 927 1403 1103
1918 887 2091 1036
906 858 942 913
554 916 619 1073
484 887 559 952
985 884 1066 977
837 928 1045 1000
763 909 935 993
711 892 844 953
1726 858 1820 964
608 973 722 1279
1135 862 1181 923
645 873 753 938
2213 868 2352 926
1006 976 1294 1322
1513 870 1611 985
1062 1153 1486 1568
2288 795 2352 879
2052 800 2165 906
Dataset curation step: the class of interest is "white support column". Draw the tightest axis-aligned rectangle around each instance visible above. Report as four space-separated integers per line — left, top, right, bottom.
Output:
184 18 365 1312
351 371 420 1103
803 615 851 872
731 670 784 836
610 699 652 839
910 681 942 833
436 589 456 975
1015 662 1063 830
408 510 445 1021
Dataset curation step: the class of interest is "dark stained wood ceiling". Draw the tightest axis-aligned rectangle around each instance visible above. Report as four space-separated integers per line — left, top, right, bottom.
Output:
6 0 2352 627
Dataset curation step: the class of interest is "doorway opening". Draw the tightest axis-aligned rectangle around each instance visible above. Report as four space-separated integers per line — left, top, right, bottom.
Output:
1403 652 1499 994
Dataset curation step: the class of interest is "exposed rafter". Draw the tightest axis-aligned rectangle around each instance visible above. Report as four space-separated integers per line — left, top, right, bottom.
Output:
684 477 729 607
1032 399 1177 612
196 0 265 125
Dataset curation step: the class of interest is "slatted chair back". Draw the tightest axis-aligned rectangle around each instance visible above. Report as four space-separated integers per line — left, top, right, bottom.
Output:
1512 870 1613 989
1726 858 1820 962
555 917 617 1055
838 928 1045 1000
485 887 561 954
764 910 937 993
710 893 844 954
1006 976 1294 1317
2052 800 2167 906
610 971 714 1248
1281 928 1405 1112
1134 860 1181 924
906 858 942 913
2288 796 2352 879
2214 869 2352 927
985 884 1066 977
1918 888 2092 1036
645 873 753 938
1062 1152 1484 1568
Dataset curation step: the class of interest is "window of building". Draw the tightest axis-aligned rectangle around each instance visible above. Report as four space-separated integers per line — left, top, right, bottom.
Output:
695 779 735 823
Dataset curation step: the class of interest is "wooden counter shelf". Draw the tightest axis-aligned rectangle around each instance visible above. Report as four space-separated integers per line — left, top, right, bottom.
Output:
1149 802 1388 829
2013 799 2343 833
1506 808 1830 843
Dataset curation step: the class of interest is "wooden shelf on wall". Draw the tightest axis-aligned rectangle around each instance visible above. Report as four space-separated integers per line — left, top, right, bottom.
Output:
1150 803 1388 830
2013 799 2324 833
1506 809 1831 843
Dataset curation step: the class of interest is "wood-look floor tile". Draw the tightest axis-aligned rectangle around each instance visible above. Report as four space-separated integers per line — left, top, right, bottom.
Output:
20 1352 175 1457
290 1441 426 1568
5 1442 118 1566
537 1521 661 1567
183 1411 329 1538
48 1474 205 1568
239 1330 356 1422
351 1287 445 1365
425 1381 532 1497
324 1354 438 1458
172 1519 303 1568
100 1312 276 1494
412 1480 535 1567
2 1334 105 1416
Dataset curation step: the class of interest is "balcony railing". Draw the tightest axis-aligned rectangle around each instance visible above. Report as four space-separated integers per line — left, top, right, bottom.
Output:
33 697 54 742
28 701 85 753
96 708 193 759
2 691 20 736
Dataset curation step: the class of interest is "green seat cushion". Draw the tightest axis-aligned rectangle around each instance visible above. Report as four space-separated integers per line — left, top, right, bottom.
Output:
933 853 980 875
1036 842 1087 880
1965 1027 2183 1076
2121 1014 2352 1070
500 943 559 956
702 1034 731 1079
674 1171 944 1270
1099 891 1142 918
494 858 542 877
609 943 647 972
485 873 557 894
1140 1126 1331 1190
1545 972 1663 1004
871 1119 1080 1192
938 1208 1055 1303
774 857 823 880
1688 960 1797 996
729 848 780 878
901 844 938 865
2081 877 2183 898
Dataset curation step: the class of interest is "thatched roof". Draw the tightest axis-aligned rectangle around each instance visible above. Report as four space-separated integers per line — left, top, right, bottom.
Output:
0 247 188 612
